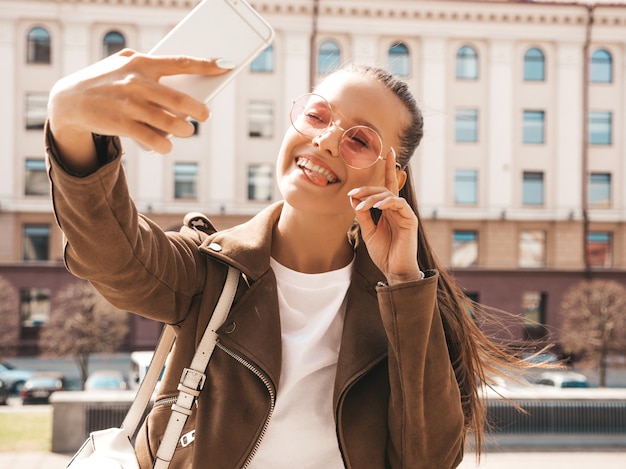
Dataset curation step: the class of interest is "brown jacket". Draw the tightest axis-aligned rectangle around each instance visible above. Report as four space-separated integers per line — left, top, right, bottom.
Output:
46 130 464 468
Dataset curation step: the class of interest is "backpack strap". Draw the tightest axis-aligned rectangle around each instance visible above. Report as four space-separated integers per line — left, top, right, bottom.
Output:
153 265 240 469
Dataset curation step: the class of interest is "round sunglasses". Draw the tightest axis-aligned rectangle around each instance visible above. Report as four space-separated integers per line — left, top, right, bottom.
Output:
290 93 393 169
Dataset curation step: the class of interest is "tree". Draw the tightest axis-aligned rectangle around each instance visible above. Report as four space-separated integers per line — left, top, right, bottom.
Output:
559 279 626 387
0 275 20 358
39 281 129 388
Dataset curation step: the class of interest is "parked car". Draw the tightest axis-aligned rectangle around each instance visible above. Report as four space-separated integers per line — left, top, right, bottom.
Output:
521 351 560 365
532 371 589 388
20 373 69 404
0 378 9 405
85 370 128 391
0 361 35 394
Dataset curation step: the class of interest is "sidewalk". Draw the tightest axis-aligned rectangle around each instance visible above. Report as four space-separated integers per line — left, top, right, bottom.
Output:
458 450 626 468
0 451 71 469
0 450 624 468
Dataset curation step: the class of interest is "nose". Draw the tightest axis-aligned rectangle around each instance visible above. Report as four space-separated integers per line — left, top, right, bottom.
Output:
311 121 343 159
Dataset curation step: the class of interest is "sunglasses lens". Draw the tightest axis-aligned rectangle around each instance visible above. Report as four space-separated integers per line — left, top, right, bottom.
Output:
290 94 331 136
340 126 382 169
290 94 384 169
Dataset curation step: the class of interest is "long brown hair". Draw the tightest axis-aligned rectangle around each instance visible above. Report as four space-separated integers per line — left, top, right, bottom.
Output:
338 64 530 454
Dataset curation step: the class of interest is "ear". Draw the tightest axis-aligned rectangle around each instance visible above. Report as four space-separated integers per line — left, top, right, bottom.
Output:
396 167 407 191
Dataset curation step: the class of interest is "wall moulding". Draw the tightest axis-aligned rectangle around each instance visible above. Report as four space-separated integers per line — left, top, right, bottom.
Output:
20 0 626 26
249 1 625 28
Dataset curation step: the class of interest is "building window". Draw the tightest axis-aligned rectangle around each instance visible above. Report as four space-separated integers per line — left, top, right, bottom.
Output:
522 291 547 329
27 26 51 64
523 110 545 144
25 93 48 130
452 231 478 267
519 230 546 268
23 224 50 261
248 101 273 138
455 169 477 205
589 173 611 208
522 171 544 206
174 163 198 199
587 232 611 268
455 108 478 142
590 49 612 83
250 44 274 72
456 45 478 79
248 164 273 201
20 288 51 327
25 158 49 196
318 40 340 75
589 111 612 145
388 42 410 77
103 31 126 57
524 47 545 81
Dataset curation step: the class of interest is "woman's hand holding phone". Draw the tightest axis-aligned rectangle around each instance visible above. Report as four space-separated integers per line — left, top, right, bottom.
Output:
47 50 233 172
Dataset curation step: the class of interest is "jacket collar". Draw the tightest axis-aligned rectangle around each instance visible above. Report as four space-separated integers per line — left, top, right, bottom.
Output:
199 201 387 285
200 201 389 396
199 202 281 281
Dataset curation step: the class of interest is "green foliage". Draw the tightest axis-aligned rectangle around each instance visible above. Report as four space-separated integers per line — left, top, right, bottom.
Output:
559 279 626 386
39 281 129 387
0 275 20 357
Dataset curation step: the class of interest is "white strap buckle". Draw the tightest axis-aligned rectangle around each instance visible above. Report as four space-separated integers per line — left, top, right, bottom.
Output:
180 429 195 448
179 368 206 393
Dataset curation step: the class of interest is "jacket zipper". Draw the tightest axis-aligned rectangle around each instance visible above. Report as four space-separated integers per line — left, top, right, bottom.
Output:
216 342 276 469
153 396 178 408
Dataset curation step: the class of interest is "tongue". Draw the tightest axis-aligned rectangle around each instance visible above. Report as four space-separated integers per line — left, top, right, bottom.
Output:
302 167 329 187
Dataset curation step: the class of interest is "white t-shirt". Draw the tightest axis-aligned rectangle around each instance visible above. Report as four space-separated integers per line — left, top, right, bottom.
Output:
247 257 353 469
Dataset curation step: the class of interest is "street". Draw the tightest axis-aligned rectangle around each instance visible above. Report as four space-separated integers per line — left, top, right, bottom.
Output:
1 401 625 468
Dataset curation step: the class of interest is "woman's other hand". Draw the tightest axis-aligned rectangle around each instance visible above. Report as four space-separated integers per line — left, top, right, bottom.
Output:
47 49 232 172
348 150 422 285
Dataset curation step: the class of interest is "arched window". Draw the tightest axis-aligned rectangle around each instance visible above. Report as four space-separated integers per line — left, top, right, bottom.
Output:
318 40 341 75
250 44 274 73
103 31 126 58
456 45 478 79
590 49 612 83
524 47 545 81
27 26 51 64
388 42 410 77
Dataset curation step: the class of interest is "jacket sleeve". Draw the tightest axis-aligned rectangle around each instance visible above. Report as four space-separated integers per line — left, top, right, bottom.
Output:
376 272 465 469
45 124 207 323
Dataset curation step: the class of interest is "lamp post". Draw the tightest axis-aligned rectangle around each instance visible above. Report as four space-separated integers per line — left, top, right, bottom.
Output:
309 0 319 91
582 4 594 279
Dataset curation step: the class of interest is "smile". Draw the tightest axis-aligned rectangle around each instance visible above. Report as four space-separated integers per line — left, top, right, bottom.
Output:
296 157 338 185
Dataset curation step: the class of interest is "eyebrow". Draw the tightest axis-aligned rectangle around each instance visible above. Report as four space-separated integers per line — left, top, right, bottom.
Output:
326 100 384 137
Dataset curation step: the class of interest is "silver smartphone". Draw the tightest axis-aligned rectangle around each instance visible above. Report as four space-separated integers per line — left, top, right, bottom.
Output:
147 0 275 103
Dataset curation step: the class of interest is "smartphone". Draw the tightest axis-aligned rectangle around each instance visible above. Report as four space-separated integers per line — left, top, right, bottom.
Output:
147 0 275 103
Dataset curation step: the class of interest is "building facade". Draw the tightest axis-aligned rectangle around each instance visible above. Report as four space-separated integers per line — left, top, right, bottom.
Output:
1 0 625 356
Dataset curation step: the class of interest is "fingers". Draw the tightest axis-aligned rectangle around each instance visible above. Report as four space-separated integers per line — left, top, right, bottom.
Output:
348 187 402 213
119 52 233 121
123 53 238 135
136 53 235 79
348 185 417 229
384 147 399 195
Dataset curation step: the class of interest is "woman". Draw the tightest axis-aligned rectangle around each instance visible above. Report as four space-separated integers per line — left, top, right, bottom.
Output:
47 49 513 468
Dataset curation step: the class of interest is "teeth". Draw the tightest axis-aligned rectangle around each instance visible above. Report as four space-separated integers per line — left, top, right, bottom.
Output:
296 158 338 183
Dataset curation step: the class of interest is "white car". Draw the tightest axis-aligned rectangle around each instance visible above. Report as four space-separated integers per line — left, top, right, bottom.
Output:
0 362 35 394
85 370 128 391
533 371 589 388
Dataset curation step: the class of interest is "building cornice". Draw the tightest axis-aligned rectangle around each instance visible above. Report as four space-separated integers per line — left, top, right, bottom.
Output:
249 1 626 27
7 1 626 27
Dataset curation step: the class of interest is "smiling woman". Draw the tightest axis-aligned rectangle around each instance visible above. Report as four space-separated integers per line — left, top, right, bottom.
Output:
45 50 531 468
